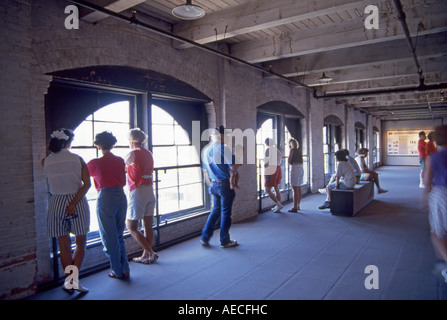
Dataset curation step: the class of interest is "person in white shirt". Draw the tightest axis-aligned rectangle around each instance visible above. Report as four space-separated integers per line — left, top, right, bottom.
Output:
319 150 356 210
341 149 361 183
42 129 91 293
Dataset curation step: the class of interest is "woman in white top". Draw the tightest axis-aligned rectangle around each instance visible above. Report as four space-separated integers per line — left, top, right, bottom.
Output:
319 150 356 210
355 148 388 194
42 129 91 293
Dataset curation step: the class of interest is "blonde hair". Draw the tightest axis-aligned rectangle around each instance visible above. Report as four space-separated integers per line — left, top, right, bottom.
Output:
289 138 299 148
129 128 148 145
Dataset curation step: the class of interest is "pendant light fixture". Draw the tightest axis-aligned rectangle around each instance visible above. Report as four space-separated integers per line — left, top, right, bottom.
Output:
172 0 205 20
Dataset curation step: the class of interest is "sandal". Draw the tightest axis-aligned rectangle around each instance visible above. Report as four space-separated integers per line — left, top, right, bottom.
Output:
149 253 159 264
133 256 150 264
288 208 299 213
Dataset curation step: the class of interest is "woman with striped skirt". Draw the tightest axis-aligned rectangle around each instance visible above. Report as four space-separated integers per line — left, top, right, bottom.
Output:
42 129 91 293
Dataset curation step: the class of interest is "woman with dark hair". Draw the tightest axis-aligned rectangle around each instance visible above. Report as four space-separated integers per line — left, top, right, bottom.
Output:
42 129 91 293
319 150 356 210
87 131 129 279
287 138 303 213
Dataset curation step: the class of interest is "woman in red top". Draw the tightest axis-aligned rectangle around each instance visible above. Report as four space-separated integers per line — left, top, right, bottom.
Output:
88 131 129 279
125 128 158 264
426 131 438 156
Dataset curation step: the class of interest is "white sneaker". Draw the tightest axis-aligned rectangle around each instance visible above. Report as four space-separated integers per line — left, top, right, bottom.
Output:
221 240 238 248
273 206 282 213
277 202 284 210
271 205 278 211
64 280 89 293
74 282 89 293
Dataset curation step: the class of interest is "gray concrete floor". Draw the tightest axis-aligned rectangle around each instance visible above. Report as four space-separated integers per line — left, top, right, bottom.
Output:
28 166 447 301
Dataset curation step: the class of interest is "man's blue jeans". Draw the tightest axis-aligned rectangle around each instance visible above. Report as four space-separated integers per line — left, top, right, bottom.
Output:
201 180 236 246
97 187 129 277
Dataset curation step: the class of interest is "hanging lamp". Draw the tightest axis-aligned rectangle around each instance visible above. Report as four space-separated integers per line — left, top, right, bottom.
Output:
172 0 205 20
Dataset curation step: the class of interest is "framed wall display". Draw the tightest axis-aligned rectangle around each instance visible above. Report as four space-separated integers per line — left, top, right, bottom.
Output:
387 130 430 156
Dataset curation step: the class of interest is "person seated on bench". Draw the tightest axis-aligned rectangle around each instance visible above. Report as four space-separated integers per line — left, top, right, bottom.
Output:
340 149 361 184
318 149 360 194
355 148 388 194
319 150 356 210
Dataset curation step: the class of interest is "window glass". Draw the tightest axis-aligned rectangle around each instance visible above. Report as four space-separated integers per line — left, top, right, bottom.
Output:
94 102 130 123
71 121 93 147
179 183 203 210
158 186 180 214
157 169 179 189
151 105 203 217
153 146 177 167
152 124 174 145
179 167 202 185
177 146 200 166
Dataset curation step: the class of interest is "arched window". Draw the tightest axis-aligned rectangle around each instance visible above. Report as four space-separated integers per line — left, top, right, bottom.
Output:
256 102 307 212
43 70 209 281
355 122 366 153
323 115 343 181
373 126 380 167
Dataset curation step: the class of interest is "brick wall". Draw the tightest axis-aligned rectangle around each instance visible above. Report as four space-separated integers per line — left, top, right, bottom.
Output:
0 0 37 300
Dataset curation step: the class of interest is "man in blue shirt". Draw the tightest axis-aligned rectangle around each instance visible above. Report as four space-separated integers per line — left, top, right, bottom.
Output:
201 126 241 248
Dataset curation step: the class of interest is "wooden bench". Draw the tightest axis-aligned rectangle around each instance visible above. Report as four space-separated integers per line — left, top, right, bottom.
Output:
330 181 374 217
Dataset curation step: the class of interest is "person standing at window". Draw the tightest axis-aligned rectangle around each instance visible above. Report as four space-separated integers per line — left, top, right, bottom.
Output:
125 128 158 264
264 138 283 213
87 131 129 279
418 131 427 188
42 129 91 293
201 126 241 248
287 138 303 213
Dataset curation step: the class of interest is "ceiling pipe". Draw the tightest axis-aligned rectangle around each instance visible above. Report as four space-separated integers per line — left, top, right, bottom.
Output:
392 0 424 85
68 0 315 93
313 82 447 99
